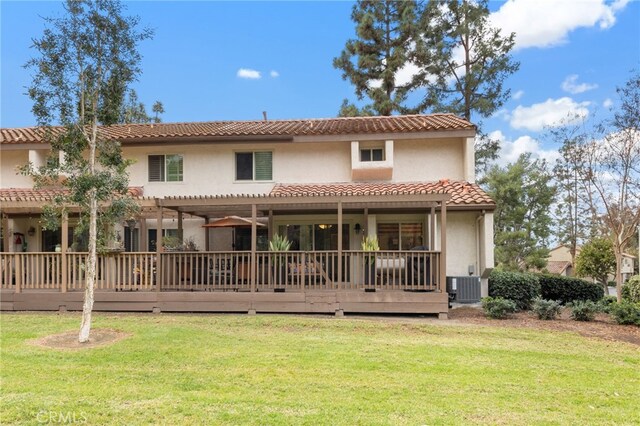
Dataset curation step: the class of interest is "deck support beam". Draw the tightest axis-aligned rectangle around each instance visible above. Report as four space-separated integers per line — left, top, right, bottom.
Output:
250 204 257 293
439 202 447 293
61 212 68 293
337 201 343 289
156 204 163 292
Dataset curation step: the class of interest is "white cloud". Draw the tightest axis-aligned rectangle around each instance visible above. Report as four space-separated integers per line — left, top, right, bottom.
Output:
488 130 560 166
561 74 598 94
490 0 629 50
512 90 525 100
270 70 279 78
510 97 590 131
237 68 261 79
603 98 614 108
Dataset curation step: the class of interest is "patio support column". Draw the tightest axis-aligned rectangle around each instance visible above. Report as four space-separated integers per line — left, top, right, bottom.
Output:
140 218 147 252
177 211 183 241
204 218 210 251
337 200 342 289
61 212 68 293
430 206 436 250
156 203 163 293
250 204 257 293
439 201 447 292
1 213 9 252
268 209 273 241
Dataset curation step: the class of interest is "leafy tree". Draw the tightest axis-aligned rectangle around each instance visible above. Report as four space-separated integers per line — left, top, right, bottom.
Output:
564 72 640 301
412 0 519 170
334 0 418 116
23 0 152 342
575 238 616 293
484 154 556 271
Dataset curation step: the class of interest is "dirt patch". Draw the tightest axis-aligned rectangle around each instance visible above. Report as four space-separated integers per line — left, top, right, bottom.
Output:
30 329 131 350
448 306 640 346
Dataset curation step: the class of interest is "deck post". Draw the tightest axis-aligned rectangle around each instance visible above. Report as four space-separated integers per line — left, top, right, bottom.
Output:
250 204 257 293
156 203 163 292
430 206 436 250
15 254 22 293
61 212 68 292
204 218 210 251
268 209 273 241
177 211 183 241
1 214 9 252
140 218 147 252
337 200 342 289
439 201 447 292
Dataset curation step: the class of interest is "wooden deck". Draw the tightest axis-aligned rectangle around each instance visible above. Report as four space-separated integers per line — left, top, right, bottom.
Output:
0 251 448 316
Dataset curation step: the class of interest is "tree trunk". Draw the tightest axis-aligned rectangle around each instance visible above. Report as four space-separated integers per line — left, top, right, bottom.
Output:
79 191 98 343
615 252 623 303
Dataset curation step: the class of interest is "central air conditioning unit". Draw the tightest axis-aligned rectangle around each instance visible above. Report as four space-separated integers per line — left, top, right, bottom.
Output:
446 276 481 303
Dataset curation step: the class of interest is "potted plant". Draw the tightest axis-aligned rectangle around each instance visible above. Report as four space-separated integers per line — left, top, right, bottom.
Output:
161 235 182 251
361 235 379 287
269 234 291 289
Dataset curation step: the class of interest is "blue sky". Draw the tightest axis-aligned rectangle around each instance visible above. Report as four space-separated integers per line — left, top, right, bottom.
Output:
2 1 639 164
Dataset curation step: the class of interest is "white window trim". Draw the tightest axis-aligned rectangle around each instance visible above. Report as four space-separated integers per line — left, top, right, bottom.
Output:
148 154 184 183
233 150 274 183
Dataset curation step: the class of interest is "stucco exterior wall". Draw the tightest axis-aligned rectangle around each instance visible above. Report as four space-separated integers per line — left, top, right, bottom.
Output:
393 138 465 182
1 150 32 187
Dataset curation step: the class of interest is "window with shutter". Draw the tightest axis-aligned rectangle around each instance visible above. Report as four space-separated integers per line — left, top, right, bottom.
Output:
235 151 272 181
148 154 183 182
148 155 164 182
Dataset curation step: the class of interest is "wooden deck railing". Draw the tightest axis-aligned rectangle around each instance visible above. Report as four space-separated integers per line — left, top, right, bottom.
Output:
0 250 442 292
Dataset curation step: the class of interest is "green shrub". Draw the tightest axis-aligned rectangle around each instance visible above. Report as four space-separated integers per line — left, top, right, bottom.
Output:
538 274 603 305
482 297 517 319
531 297 562 320
489 271 540 310
609 302 640 326
621 275 640 303
597 295 618 314
568 300 598 322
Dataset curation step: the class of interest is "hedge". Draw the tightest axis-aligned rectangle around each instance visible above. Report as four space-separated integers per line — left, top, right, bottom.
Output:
538 274 603 305
621 275 640 303
488 271 540 310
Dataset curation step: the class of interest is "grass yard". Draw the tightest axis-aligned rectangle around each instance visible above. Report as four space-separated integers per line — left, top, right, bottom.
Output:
1 313 639 425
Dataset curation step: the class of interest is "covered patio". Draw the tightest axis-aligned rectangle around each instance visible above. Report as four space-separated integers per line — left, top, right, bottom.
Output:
0 181 498 317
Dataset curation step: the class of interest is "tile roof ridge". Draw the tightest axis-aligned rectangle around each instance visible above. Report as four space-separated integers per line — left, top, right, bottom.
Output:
1 113 469 131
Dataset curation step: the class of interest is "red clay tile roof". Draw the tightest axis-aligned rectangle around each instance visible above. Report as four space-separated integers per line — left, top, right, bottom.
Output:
0 187 144 201
1 114 474 144
269 181 495 207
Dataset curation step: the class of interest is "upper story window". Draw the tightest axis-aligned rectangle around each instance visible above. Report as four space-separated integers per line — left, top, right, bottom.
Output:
148 154 183 182
360 148 384 162
235 151 272 181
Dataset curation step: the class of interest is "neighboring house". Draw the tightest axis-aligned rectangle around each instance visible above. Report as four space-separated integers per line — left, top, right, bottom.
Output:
546 245 636 283
0 114 495 317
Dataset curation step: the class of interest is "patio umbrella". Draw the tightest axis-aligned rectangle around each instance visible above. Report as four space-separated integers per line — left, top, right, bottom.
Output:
202 216 266 250
202 216 266 228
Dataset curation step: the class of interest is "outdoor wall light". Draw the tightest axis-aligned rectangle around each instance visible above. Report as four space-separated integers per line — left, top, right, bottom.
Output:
354 223 362 234
27 226 36 237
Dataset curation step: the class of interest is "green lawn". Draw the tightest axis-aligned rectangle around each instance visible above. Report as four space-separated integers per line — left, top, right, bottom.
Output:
1 313 639 425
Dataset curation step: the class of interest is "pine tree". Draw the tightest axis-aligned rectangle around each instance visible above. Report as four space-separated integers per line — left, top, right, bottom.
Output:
23 0 152 342
413 0 519 169
334 0 418 116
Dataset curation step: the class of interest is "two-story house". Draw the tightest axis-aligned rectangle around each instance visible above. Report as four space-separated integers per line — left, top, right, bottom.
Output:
0 114 495 317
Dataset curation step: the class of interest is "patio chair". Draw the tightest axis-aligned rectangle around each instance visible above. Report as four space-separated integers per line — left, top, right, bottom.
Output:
407 246 431 288
209 257 235 288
